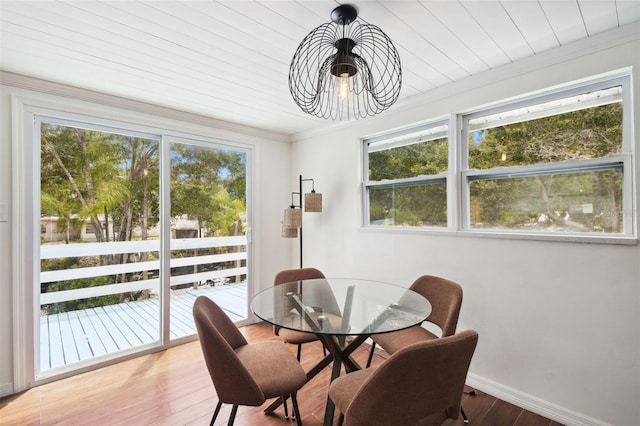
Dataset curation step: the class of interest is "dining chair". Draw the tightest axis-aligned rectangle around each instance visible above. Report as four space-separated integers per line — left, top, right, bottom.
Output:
365 274 469 422
193 296 306 426
273 267 328 361
366 274 463 367
328 329 479 426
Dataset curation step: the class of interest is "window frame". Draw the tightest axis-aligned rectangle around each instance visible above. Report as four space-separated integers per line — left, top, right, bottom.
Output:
361 73 636 243
12 92 257 391
363 117 452 230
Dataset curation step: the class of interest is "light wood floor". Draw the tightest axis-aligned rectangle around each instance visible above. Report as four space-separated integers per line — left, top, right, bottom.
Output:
1 322 562 426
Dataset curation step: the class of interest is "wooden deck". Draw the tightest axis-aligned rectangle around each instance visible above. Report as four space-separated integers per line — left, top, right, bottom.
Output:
39 283 247 372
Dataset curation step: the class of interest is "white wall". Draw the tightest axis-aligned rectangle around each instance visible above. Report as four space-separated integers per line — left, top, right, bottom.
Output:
0 77 13 397
291 27 640 425
0 74 293 396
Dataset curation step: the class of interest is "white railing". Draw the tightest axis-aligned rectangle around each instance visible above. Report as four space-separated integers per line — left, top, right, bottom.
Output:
40 236 247 305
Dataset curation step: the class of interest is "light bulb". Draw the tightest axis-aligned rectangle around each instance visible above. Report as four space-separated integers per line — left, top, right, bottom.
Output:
338 73 350 99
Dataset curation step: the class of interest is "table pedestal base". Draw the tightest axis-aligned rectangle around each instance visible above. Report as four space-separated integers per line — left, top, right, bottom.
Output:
264 334 370 426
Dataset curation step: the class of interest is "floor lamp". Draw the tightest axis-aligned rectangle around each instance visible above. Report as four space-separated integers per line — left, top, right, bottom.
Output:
281 175 322 268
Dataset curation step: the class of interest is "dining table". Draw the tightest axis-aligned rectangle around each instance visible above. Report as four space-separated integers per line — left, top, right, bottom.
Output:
250 277 432 426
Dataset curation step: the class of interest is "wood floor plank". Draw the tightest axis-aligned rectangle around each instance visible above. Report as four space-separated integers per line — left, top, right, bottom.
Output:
85 306 121 353
38 284 247 374
514 409 555 426
39 315 51 371
76 308 108 357
47 312 66 368
1 322 562 426
482 399 525 425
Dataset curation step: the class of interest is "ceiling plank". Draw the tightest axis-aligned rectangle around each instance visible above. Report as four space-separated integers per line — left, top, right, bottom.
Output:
423 0 511 69
539 0 589 44
501 0 559 53
460 0 535 61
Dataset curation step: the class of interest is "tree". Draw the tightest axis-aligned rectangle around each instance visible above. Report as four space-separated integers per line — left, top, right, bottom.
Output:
40 124 160 311
39 124 249 312
169 144 247 286
170 144 246 239
369 137 448 226
41 125 132 245
467 102 623 231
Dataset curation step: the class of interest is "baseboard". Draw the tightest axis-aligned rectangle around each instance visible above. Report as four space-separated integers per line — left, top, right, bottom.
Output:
466 373 608 426
0 381 14 398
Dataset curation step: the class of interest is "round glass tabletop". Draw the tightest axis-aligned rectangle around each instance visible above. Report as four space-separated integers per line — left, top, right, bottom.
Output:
251 278 432 336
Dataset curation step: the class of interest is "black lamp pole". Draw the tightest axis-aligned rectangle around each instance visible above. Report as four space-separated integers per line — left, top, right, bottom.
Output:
298 174 303 268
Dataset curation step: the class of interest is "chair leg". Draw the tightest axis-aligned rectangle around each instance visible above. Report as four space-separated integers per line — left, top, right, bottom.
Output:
460 388 476 423
461 405 469 424
366 341 376 368
337 412 345 426
282 395 289 419
211 401 223 426
297 344 302 361
228 405 238 426
291 392 302 426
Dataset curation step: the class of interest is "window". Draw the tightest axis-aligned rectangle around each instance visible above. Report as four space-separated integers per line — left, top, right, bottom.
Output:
364 120 449 228
363 74 634 240
463 78 631 236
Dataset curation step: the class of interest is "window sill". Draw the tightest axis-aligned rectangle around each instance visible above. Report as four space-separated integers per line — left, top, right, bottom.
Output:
360 225 638 245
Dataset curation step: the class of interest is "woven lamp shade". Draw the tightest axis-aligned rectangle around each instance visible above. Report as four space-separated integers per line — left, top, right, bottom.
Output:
284 208 302 228
281 222 298 238
304 192 322 212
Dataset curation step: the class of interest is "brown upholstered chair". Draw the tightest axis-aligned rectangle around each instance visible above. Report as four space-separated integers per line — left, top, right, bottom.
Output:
366 275 463 367
193 296 306 426
273 267 328 360
329 329 478 426
365 275 468 422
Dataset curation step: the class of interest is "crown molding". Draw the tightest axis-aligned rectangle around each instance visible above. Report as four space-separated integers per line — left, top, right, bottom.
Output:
0 71 291 144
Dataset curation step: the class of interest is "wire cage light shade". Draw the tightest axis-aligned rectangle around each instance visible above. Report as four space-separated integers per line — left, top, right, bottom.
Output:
289 4 402 120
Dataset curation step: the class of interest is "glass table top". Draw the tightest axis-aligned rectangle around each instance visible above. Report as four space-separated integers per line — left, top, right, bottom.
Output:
251 278 432 336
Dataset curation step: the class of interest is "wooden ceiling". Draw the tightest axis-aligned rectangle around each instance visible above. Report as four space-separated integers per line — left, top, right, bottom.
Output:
2 1 639 136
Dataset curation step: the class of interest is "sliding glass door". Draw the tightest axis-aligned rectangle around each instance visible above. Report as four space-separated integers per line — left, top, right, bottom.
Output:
36 117 249 378
167 139 248 340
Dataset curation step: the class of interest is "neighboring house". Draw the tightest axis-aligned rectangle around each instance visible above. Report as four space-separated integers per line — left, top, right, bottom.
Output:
40 214 201 243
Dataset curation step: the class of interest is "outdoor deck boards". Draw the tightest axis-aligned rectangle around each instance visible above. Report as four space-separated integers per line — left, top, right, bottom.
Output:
40 283 247 372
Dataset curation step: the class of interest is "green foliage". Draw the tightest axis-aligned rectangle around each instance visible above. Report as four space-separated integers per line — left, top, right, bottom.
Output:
40 124 247 314
369 182 447 226
468 103 622 169
368 102 624 232
41 276 120 314
41 257 82 272
369 137 448 180
368 136 448 227
468 102 623 231
170 143 246 238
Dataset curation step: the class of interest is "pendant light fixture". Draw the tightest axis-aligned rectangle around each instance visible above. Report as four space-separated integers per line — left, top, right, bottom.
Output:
289 4 402 120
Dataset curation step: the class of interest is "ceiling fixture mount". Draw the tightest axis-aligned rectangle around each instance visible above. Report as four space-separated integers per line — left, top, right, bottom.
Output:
289 4 402 120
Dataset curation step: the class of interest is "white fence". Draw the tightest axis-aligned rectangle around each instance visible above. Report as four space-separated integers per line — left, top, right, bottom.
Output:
40 236 247 305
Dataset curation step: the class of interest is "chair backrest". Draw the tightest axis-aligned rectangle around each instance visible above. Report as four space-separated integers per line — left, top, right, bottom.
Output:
274 267 326 285
273 267 327 334
410 275 463 337
344 329 479 426
193 296 265 406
